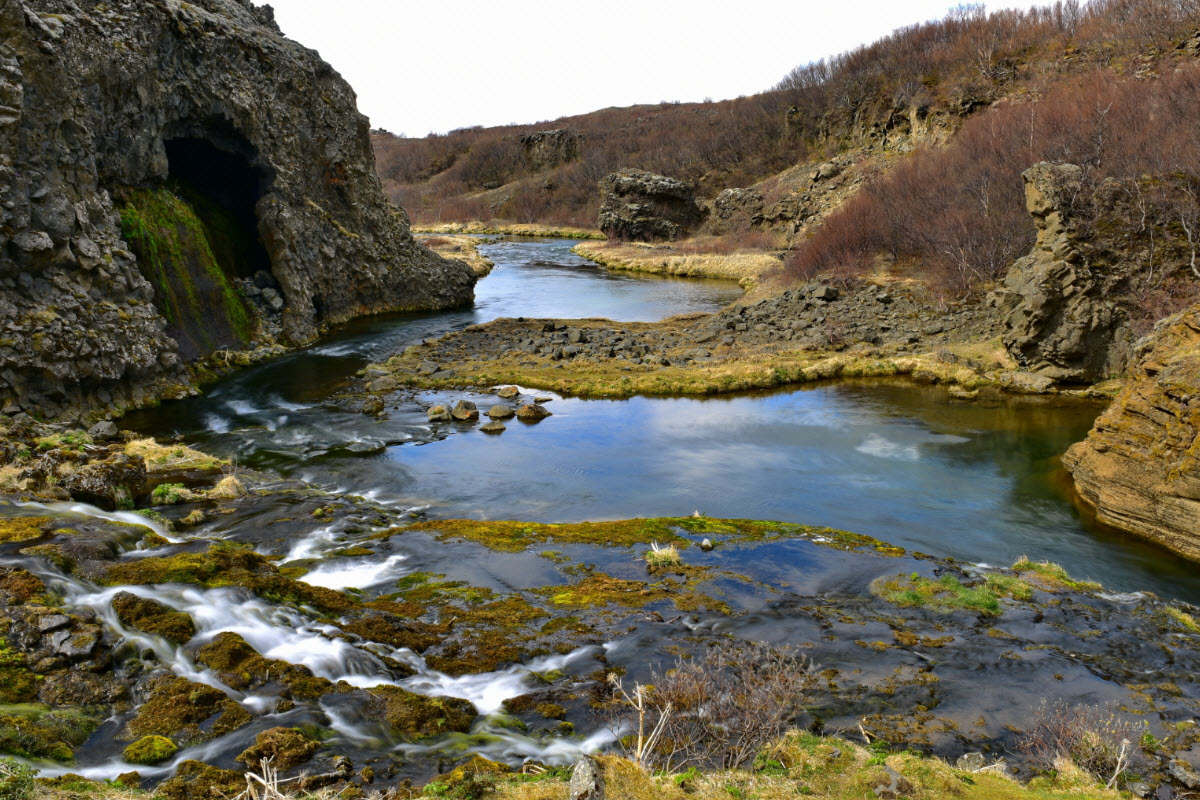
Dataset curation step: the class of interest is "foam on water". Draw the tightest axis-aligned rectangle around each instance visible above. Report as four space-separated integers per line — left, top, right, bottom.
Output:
300 554 410 590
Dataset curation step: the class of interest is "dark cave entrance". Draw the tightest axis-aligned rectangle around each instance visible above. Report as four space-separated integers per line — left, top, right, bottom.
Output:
164 137 273 280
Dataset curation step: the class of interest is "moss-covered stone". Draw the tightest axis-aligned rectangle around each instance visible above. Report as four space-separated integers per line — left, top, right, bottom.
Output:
0 517 50 544
235 727 319 771
102 542 355 614
0 642 38 705
110 592 195 645
402 516 897 555
123 675 251 746
0 568 45 605
192 632 334 700
122 735 178 765
156 759 245 800
0 704 101 762
366 685 477 740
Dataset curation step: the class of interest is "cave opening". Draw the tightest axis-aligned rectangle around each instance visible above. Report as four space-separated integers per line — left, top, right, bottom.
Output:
164 137 273 280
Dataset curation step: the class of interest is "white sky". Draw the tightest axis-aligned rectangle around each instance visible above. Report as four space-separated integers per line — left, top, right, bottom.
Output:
266 1 1034 137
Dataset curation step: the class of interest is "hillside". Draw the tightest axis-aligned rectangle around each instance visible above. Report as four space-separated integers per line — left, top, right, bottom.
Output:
375 0 1200 310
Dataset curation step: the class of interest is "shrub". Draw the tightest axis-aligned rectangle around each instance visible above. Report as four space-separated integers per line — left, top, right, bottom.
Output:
0 758 34 800
151 483 187 505
1019 700 1148 788
604 640 817 772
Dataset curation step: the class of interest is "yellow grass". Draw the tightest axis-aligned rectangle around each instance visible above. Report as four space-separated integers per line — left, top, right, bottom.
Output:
413 221 604 239
573 241 776 289
417 233 496 276
123 438 225 472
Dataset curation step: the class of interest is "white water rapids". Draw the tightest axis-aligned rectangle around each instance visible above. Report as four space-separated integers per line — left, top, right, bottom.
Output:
4 500 617 778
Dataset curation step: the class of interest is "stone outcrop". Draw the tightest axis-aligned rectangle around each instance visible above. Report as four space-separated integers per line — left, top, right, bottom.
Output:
1063 306 1200 561
519 129 581 172
0 0 475 421
598 169 705 241
997 162 1134 383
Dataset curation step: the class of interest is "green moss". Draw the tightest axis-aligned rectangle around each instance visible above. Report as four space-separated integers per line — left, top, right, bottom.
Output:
118 187 254 353
110 592 196 645
0 705 100 763
192 632 334 699
0 518 48 544
0 642 37 705
235 727 320 771
101 542 354 615
1011 557 1102 592
122 735 178 765
124 675 251 746
402 516 890 555
873 573 1032 616
367 685 477 741
150 483 187 505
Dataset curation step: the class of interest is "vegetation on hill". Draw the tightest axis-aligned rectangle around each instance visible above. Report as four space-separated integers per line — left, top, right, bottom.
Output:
377 0 1200 314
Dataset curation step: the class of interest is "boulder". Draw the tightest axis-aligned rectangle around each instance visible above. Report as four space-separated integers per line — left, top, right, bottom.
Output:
0 0 475 420
516 404 552 422
998 163 1134 382
598 169 706 241
1064 306 1200 561
427 404 451 422
59 454 146 509
519 129 581 171
451 401 479 422
480 421 506 435
495 385 521 400
487 404 515 420
111 592 196 645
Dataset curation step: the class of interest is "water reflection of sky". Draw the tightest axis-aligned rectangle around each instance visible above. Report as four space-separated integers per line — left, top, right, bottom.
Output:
120 238 1200 603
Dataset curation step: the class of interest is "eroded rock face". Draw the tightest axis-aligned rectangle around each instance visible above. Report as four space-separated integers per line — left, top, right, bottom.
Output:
598 169 705 241
0 0 475 420
519 129 581 171
1064 306 1200 560
998 162 1134 383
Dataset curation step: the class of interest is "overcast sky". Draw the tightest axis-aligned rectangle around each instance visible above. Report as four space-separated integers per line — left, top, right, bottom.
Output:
266 1 1034 137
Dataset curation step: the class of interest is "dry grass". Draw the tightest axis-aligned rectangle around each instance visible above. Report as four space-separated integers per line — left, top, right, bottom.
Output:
643 541 681 568
0 465 29 492
413 221 604 239
124 438 225 472
417 233 496 276
488 734 1124 800
386 337 998 400
573 241 777 289
208 475 248 500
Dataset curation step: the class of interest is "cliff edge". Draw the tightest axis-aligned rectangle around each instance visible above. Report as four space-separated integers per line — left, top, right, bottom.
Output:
1063 306 1200 561
0 0 475 421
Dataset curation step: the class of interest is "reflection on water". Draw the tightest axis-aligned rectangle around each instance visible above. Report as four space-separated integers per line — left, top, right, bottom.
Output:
122 239 1200 603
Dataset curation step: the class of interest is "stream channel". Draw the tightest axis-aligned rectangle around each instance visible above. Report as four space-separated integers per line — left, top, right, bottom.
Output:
7 237 1200 782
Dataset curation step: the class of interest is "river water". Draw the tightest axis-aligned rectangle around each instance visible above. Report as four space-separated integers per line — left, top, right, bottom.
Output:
123 237 1197 603
9 237 1200 782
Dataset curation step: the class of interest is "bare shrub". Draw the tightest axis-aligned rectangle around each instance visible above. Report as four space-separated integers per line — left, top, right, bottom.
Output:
1018 700 1148 788
604 640 817 773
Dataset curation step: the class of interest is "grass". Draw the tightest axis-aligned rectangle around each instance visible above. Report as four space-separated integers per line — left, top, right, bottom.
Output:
417 233 496 276
1011 556 1102 592
383 328 996 401
644 541 682 568
413 221 605 239
573 241 776 289
873 572 1038 615
123 437 225 472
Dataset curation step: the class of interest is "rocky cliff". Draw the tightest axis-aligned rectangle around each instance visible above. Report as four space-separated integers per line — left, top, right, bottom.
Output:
0 0 475 421
598 169 705 241
1063 306 1200 561
997 162 1135 383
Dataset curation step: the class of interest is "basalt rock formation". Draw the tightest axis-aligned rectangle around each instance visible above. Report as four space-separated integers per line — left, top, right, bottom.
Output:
1063 305 1200 561
598 169 705 241
0 0 475 421
997 162 1135 383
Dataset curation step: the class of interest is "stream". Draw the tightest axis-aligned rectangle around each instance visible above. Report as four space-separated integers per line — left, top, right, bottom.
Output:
6 237 1200 782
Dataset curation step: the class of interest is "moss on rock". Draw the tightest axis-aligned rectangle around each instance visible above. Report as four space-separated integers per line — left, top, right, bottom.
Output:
110 592 195 645
192 632 334 700
0 704 100 762
366 685 477 740
122 735 177 765
156 759 245 800
235 727 319 771
0 517 50 544
124 675 250 746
